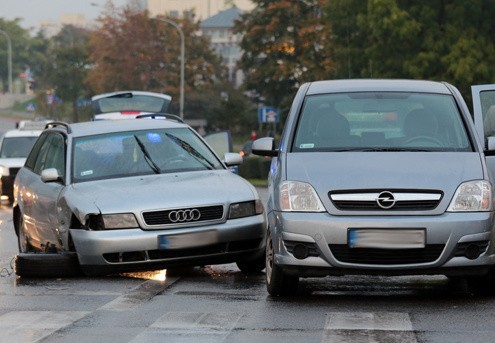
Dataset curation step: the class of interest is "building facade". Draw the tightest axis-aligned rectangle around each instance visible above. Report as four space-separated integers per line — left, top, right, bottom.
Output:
147 0 253 19
200 7 244 87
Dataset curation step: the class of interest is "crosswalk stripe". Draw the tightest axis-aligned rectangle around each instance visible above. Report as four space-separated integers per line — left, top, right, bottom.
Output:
322 312 417 343
130 312 243 343
0 310 89 343
98 276 179 311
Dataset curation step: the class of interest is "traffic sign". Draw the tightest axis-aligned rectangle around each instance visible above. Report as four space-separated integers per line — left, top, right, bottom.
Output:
258 107 278 123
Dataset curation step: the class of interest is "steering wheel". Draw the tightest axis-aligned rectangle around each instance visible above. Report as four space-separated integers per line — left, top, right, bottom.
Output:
403 136 443 147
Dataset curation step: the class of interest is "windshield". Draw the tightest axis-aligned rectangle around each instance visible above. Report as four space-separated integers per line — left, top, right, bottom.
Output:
292 92 472 152
72 128 224 183
0 136 39 158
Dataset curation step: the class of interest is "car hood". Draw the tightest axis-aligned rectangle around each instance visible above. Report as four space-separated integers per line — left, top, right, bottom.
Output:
285 152 484 212
0 158 26 168
66 170 258 218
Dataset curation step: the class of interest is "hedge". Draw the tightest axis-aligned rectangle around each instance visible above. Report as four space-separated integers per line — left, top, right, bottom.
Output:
238 156 272 179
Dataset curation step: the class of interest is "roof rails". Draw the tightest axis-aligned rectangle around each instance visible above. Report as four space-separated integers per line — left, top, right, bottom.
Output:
135 113 185 123
45 121 72 134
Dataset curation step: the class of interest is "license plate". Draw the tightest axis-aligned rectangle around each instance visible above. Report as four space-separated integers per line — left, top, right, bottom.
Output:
158 230 217 250
348 229 425 249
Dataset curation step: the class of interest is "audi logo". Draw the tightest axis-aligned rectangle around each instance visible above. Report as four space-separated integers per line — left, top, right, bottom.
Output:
168 209 201 223
376 191 396 209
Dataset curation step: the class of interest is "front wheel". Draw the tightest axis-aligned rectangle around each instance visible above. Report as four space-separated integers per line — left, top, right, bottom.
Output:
15 252 82 278
465 268 495 295
236 251 266 274
265 233 299 296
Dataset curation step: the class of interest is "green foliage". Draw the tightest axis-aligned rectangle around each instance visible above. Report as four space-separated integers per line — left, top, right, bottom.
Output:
235 0 334 109
86 7 225 118
0 18 39 93
49 25 90 122
238 156 271 179
326 0 495 100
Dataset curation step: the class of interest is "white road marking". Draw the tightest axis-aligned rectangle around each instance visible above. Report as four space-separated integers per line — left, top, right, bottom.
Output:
323 312 418 343
131 312 244 343
98 276 179 311
0 310 89 343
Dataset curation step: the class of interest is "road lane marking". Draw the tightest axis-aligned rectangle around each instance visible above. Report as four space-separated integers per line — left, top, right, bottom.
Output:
0 310 89 343
131 311 243 343
98 276 180 311
323 312 418 343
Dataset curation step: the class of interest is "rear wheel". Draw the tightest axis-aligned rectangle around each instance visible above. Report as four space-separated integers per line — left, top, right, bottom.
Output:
265 233 299 296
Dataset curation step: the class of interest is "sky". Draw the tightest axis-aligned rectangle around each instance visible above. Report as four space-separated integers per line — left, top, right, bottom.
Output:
1 0 130 30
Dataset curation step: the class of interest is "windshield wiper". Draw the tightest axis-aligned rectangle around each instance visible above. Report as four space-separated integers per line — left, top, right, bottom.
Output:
133 135 161 174
165 133 215 170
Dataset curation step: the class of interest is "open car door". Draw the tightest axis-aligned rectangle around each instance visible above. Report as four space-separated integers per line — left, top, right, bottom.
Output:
472 84 495 175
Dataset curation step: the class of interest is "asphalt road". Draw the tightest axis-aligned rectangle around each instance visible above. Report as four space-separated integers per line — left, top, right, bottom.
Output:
1 119 495 342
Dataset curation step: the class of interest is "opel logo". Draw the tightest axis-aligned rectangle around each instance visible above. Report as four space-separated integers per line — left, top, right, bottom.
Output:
168 209 201 223
376 191 396 209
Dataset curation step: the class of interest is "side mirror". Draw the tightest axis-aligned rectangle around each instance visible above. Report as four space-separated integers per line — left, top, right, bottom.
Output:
223 152 243 166
488 136 495 151
252 137 277 157
41 168 62 183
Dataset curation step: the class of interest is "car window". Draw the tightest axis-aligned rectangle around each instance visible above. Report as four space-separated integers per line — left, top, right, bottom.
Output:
292 92 472 152
33 133 65 175
93 93 170 114
0 136 39 158
72 128 224 183
25 133 47 170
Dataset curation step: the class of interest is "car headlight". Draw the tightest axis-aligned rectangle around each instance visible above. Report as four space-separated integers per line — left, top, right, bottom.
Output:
229 200 264 219
447 180 492 212
102 213 139 229
279 181 325 212
0 165 9 176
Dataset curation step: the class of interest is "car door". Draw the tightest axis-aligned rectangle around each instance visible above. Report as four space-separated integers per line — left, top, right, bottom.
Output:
472 84 495 180
21 132 66 250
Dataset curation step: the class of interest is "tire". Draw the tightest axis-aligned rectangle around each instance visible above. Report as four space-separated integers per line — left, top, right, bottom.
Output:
465 268 495 296
236 251 266 274
15 252 82 278
265 233 299 296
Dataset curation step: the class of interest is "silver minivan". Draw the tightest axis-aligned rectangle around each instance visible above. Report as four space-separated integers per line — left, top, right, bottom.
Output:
253 79 495 296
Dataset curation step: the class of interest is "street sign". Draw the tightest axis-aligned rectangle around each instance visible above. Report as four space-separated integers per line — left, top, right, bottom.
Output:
258 107 278 123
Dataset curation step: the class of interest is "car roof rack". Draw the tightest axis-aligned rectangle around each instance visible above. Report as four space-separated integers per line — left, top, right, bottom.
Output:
45 121 72 134
135 113 184 123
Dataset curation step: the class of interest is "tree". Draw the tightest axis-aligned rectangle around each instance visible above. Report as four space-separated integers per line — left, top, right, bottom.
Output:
0 19 37 93
327 0 495 100
39 25 91 122
235 0 334 110
86 3 225 118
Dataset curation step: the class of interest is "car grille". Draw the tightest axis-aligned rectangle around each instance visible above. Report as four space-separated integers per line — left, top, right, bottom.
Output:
102 238 262 263
142 205 224 226
329 190 442 211
329 244 444 264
